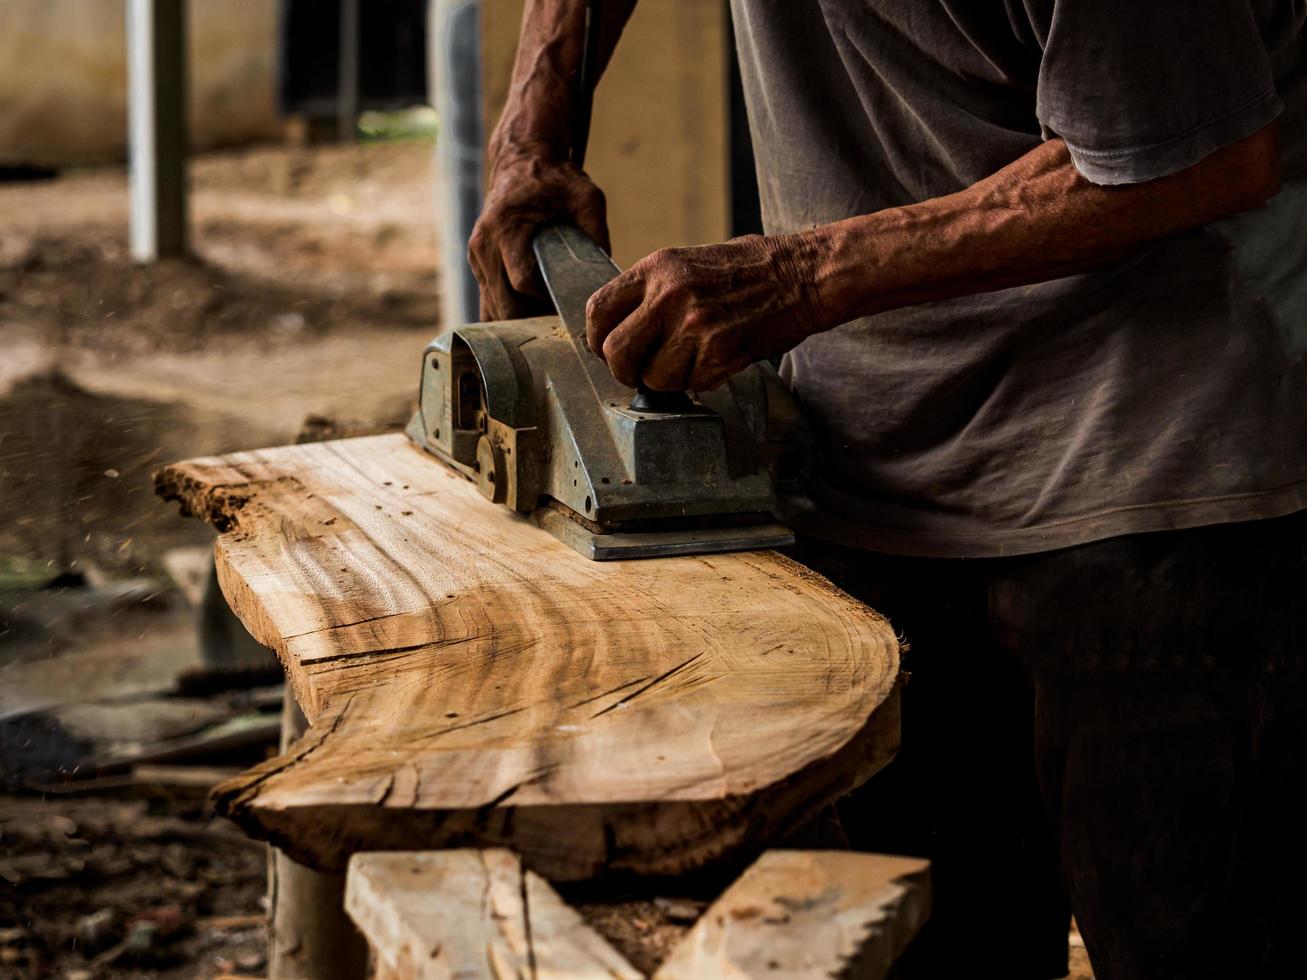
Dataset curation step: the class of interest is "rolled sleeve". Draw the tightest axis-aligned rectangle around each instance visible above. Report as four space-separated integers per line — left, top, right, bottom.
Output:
1036 1 1283 185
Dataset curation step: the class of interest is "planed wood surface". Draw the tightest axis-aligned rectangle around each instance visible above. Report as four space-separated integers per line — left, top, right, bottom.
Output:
156 433 900 879
654 851 931 980
346 849 640 980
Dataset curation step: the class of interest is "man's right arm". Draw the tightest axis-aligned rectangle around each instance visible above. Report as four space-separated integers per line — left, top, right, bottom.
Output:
469 0 637 320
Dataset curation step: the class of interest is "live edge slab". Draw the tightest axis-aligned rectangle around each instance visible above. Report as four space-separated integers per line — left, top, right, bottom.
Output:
155 433 901 880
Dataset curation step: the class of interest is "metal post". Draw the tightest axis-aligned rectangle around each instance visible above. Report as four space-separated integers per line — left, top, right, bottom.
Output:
431 0 485 326
338 0 360 142
127 0 188 261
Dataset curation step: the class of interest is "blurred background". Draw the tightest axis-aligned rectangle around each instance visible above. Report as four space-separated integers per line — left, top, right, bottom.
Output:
0 2 773 977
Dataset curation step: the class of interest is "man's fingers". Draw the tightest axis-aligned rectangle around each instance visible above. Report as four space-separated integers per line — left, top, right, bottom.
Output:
586 272 645 356
479 270 515 321
474 253 535 321
469 225 507 319
571 184 611 254
499 224 545 298
469 248 500 321
601 309 665 388
641 339 697 392
468 229 490 288
484 285 549 321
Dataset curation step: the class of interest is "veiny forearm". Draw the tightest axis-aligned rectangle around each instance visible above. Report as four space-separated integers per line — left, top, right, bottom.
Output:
491 0 638 167
794 126 1281 329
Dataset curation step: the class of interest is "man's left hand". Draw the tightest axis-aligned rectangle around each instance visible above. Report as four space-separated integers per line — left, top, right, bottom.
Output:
585 234 821 392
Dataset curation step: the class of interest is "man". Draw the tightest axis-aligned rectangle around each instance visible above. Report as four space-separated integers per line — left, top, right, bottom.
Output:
470 3 1307 977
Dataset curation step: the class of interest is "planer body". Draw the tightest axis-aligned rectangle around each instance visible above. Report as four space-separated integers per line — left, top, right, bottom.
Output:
407 224 808 560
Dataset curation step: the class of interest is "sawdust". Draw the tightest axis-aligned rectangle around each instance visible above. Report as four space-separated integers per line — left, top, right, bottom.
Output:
0 141 434 582
0 794 266 978
574 897 692 974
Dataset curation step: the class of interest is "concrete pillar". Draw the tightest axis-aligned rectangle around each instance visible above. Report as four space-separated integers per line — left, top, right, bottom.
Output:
126 0 188 261
430 0 485 327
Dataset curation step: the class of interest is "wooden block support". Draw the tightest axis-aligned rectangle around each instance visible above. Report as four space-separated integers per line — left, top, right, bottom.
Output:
268 689 368 980
346 849 641 979
654 851 931 980
346 848 930 979
155 432 901 880
126 0 188 261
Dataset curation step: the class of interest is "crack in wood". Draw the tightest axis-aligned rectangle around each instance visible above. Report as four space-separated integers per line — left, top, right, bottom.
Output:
296 641 432 666
590 651 707 718
417 703 534 744
283 605 450 640
214 691 355 813
568 676 651 710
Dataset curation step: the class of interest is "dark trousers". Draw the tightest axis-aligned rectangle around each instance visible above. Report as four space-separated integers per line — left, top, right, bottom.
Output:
791 510 1307 980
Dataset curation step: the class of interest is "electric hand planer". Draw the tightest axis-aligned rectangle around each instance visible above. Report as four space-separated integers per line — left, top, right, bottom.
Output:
406 223 810 560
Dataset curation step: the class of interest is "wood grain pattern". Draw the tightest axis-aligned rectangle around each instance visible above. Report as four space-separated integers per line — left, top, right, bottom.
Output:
156 433 900 879
346 849 640 980
654 851 931 980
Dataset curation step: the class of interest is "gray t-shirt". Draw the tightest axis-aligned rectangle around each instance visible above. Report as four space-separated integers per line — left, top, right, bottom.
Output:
731 0 1307 556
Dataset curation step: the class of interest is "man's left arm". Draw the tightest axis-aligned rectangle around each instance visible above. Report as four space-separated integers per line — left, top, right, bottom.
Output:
586 124 1280 392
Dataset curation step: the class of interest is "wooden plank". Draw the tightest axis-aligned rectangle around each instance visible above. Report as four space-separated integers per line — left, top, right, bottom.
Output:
345 849 640 979
655 851 931 980
480 0 730 268
155 431 900 879
126 0 188 260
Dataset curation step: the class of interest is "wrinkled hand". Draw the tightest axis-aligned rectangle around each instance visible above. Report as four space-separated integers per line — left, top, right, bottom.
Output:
469 151 610 321
585 234 820 392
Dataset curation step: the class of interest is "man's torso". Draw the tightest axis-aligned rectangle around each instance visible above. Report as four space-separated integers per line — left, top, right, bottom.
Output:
731 0 1307 556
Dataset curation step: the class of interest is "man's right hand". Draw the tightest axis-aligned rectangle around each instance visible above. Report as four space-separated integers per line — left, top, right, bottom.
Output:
469 149 611 321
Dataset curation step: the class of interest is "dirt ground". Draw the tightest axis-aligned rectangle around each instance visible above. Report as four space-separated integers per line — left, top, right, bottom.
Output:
1 794 266 978
0 139 439 587
0 139 1096 978
1 138 438 979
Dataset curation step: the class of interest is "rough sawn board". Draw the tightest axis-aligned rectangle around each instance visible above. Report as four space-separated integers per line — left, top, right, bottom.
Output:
346 849 640 979
156 434 900 879
654 851 930 979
